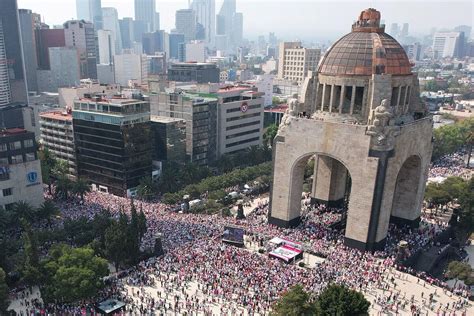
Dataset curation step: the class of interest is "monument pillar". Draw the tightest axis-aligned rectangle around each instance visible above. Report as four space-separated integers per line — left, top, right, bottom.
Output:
311 156 347 208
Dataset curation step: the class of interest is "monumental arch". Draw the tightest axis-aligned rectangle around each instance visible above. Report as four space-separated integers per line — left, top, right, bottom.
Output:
269 8 433 251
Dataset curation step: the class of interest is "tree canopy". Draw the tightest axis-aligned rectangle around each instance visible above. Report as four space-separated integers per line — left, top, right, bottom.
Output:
0 268 9 314
271 285 316 316
42 245 109 303
314 284 370 316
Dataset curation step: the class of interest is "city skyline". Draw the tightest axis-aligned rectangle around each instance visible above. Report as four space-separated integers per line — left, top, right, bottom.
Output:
17 0 473 42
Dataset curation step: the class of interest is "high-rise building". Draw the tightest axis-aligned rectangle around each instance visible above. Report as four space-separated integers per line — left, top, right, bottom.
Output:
277 42 321 83
454 25 472 40
142 31 165 55
150 116 186 165
18 9 39 92
150 90 217 165
169 32 185 60
73 95 152 196
37 47 81 92
119 18 134 49
401 23 409 38
63 20 98 79
433 32 465 58
114 53 143 86
0 0 28 103
102 7 122 54
35 28 66 70
190 0 215 44
404 42 422 61
97 29 115 65
390 23 399 38
134 0 157 33
216 0 243 49
175 9 196 42
0 20 11 106
76 0 103 30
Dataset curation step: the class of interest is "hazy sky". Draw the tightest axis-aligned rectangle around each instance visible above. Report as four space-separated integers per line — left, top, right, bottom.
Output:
17 0 473 42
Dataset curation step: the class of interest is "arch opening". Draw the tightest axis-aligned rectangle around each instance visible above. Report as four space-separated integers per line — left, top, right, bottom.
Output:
287 153 352 234
390 155 422 227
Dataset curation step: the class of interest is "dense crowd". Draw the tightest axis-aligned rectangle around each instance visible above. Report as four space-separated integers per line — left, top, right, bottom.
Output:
8 152 473 315
429 150 473 180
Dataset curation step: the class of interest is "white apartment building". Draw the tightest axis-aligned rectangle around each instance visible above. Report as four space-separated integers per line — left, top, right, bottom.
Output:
433 32 463 58
277 42 321 84
39 111 76 178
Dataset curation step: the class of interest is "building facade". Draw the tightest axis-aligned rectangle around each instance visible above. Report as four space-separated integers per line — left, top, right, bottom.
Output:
72 96 152 196
18 9 39 93
134 0 157 33
0 128 44 210
433 32 465 58
168 63 219 83
39 111 76 178
64 20 98 80
76 0 103 30
150 91 217 165
150 116 186 164
277 42 321 84
190 0 215 45
37 47 81 92
216 86 264 156
97 29 115 65
175 9 197 43
102 7 122 54
0 0 28 103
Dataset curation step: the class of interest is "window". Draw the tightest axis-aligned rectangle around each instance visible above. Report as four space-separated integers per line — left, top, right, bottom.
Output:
9 141 21 150
4 203 15 211
25 153 36 161
11 155 23 164
2 188 12 197
24 139 34 148
0 144 6 152
0 157 8 165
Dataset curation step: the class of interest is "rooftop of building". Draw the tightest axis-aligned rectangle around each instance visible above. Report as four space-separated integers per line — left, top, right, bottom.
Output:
39 110 73 121
170 62 218 68
0 128 29 137
318 8 412 77
76 95 146 105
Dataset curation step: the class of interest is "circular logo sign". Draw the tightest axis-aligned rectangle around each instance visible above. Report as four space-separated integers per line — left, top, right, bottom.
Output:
27 171 38 183
240 102 249 113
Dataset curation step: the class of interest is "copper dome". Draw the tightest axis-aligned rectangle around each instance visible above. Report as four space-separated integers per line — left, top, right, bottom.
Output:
318 9 412 76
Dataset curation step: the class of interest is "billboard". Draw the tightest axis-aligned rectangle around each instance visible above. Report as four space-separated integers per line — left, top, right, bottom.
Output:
222 226 245 246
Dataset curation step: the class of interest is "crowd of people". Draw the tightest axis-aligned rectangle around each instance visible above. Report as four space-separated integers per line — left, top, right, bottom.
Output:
429 150 472 180
8 153 473 315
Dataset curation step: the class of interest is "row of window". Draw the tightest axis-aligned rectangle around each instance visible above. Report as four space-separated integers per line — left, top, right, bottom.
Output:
0 139 34 152
226 120 261 131
226 129 260 140
0 153 36 165
226 112 261 122
226 104 261 114
225 137 260 149
2 188 12 197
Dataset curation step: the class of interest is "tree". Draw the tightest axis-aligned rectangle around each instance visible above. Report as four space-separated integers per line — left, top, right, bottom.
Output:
72 178 91 201
314 284 370 316
21 219 41 285
128 201 140 264
37 200 60 226
264 124 279 147
104 214 129 270
137 207 147 242
446 261 473 287
55 175 73 200
39 147 57 194
136 176 156 201
12 201 37 224
0 268 9 314
42 245 108 303
271 285 316 316
423 80 440 92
